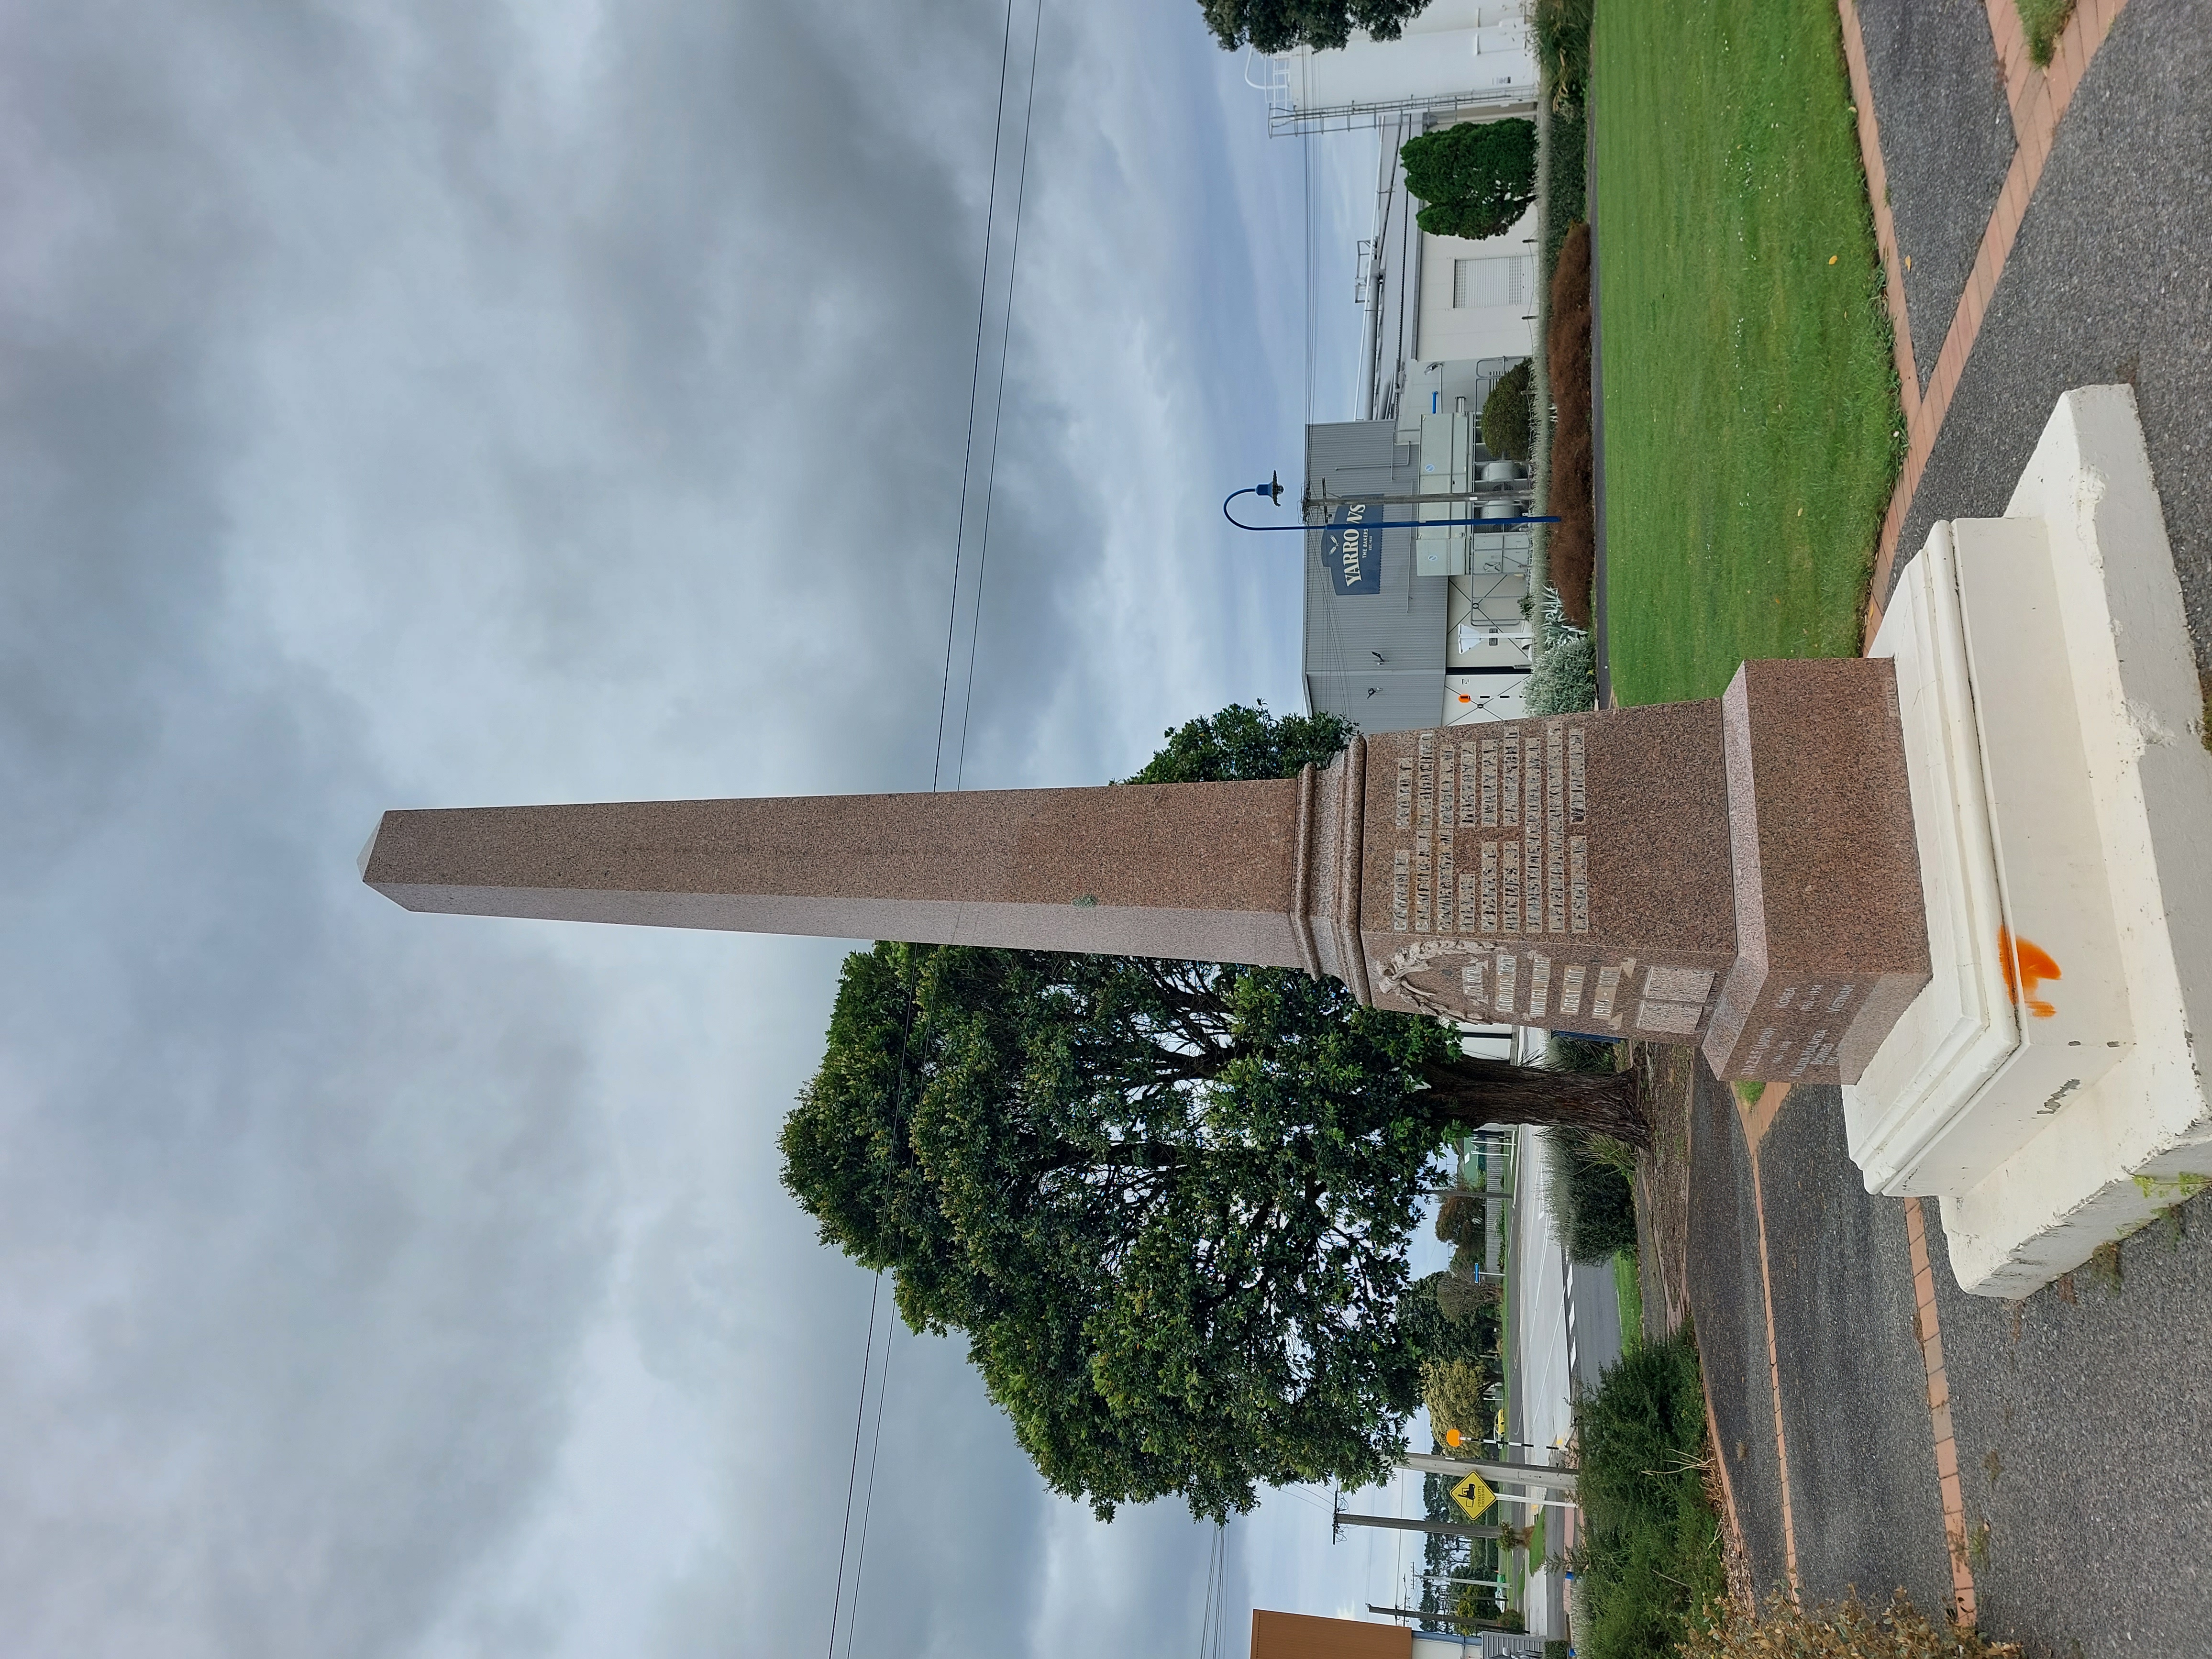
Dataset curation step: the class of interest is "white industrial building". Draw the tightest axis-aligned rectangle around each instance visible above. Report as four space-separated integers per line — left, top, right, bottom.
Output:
1250 0 1540 137
1298 85 1543 735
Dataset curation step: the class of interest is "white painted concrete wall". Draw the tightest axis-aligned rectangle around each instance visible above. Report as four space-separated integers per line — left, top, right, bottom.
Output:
1276 1 1539 114
1416 208 1540 365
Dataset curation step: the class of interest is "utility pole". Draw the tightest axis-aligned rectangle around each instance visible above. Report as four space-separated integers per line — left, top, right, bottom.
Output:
1333 1510 1504 1541
1400 1452 1577 1494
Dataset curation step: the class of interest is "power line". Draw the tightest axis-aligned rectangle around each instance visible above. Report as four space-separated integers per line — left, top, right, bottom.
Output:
839 1315 898 1659
930 0 1025 795
822 1273 881 1659
830 0 1043 1648
952 0 1049 793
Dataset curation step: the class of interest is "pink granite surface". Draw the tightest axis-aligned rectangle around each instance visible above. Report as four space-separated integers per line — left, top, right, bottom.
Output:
1701 659 1930 1084
364 660 1932 1075
1352 708 1743 1043
363 780 1311 967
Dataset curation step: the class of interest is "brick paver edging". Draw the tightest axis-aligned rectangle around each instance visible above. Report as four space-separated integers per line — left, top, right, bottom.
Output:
1903 1196 1980 1624
1855 0 2134 646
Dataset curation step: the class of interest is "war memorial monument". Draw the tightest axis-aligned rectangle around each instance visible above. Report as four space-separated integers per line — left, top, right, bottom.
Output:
364 390 2212 1299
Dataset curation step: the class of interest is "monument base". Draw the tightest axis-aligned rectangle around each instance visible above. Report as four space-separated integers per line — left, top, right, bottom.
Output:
1848 387 2212 1297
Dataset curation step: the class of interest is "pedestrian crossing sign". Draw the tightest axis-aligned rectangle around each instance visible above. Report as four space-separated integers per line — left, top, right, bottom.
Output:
1449 1470 1496 1521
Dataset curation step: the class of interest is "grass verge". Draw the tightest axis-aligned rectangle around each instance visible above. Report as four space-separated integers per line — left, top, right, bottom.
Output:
1593 0 1902 706
1611 1249 1643 1340
1570 1330 1725 1659
2016 0 2076 66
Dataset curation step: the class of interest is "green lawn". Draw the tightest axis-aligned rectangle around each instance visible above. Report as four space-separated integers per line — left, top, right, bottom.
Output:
1611 1250 1643 1342
1593 0 1902 706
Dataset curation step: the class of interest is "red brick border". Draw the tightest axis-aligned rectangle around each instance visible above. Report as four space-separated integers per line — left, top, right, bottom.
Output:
1855 0 2132 645
1744 1133 1802 1593
1904 1196 1979 1624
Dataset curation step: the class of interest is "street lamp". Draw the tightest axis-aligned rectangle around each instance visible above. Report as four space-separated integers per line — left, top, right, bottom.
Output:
1222 472 1559 533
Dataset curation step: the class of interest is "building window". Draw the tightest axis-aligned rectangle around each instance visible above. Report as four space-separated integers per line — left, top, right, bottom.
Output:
1452 256 1532 308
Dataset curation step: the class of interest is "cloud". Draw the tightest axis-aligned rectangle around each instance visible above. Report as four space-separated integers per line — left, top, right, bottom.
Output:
0 0 1376 1652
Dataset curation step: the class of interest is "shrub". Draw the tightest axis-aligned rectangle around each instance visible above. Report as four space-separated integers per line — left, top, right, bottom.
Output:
1421 1357 1493 1439
1683 1590 2023 1658
1436 1189 1482 1247
1434 1271 1500 1327
1543 1125 1637 1265
1545 1031 1618 1074
1480 361 1535 462
1402 120 1537 242
1404 1272 1495 1367
1545 221 1595 626
1571 1333 1724 1659
1532 0 1595 106
1525 619 1595 716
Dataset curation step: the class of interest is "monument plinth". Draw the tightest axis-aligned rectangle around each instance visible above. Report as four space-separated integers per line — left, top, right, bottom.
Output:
1347 668 1931 1084
362 663 1930 1085
363 386 2212 1297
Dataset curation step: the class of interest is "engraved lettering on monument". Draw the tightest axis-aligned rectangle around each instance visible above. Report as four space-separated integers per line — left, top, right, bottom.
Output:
1414 830 1433 933
1480 842 1499 933
1593 965 1622 1020
1545 725 1566 933
1502 736 1520 830
1461 961 1487 1006
1502 841 1522 934
1561 963 1586 1015
1495 953 1518 1015
1523 739 1542 939
1438 832 1455 929
1416 731 1436 830
1569 836 1590 934
1392 848 1410 931
1479 740 1499 829
1527 953 1552 1018
1438 741 1456 830
1396 758 1414 830
1568 726 1587 825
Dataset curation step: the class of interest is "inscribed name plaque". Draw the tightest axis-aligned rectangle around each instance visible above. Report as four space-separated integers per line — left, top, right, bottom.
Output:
1358 708 1737 1043
1346 664 1930 1083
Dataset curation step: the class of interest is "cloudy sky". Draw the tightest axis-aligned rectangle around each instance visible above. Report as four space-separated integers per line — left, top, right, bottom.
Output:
0 1 1450 1654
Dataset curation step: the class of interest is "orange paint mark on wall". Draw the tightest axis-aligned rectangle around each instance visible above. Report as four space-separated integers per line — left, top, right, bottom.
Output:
1998 927 2061 1018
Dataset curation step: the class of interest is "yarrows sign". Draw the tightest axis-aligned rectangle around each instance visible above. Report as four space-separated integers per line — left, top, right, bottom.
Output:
1322 498 1382 595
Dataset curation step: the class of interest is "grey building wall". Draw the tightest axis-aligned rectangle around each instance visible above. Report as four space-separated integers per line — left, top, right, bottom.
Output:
1302 420 1446 734
1362 111 1421 426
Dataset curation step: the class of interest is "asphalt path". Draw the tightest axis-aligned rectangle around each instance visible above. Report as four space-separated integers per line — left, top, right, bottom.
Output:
1568 1260 1623 1393
1880 0 2212 669
1683 1063 1793 1595
1853 0 2019 397
1757 1087 1953 1615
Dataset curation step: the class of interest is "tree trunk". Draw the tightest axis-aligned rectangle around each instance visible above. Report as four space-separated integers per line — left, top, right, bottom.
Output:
1419 1054 1648 1148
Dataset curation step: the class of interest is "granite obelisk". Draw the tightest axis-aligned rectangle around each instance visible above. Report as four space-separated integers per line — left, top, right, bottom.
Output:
363 658 1930 1084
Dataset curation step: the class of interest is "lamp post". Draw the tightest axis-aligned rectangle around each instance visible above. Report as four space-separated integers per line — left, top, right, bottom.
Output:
1222 472 1559 534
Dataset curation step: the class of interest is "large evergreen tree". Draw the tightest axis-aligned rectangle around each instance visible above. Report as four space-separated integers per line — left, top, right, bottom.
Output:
1196 0 1432 53
1401 120 1538 243
778 705 1643 1520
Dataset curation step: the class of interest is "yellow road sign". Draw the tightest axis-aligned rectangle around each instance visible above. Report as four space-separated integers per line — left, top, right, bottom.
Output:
1449 1470 1496 1521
